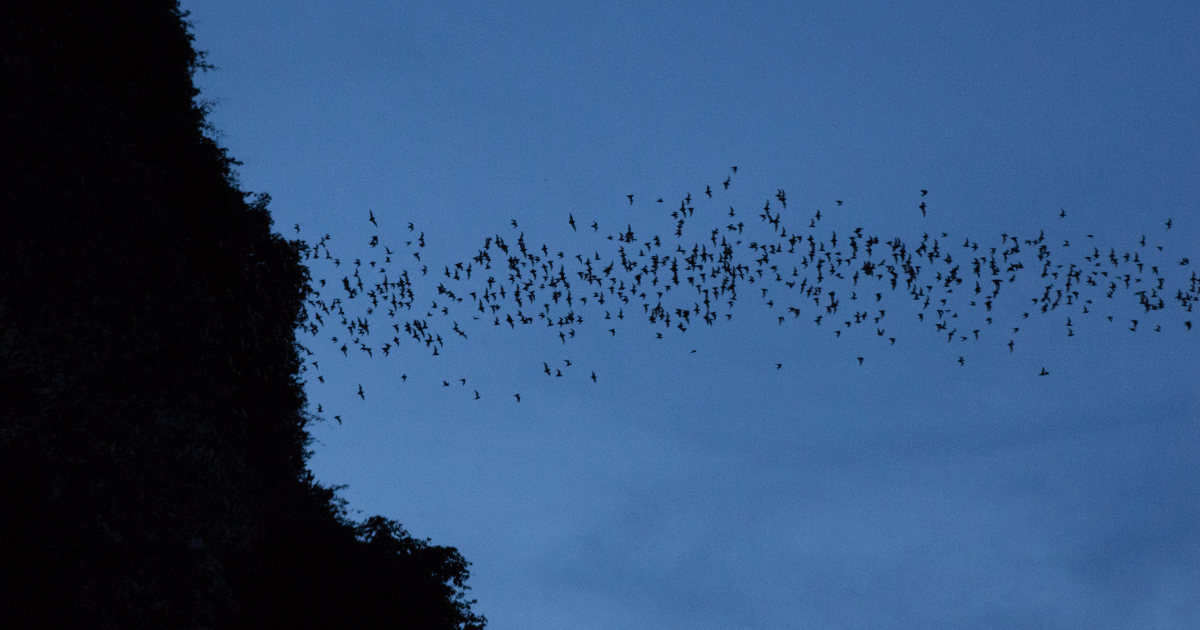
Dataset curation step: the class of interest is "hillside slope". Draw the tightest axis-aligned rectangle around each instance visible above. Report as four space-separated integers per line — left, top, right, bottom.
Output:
0 3 484 628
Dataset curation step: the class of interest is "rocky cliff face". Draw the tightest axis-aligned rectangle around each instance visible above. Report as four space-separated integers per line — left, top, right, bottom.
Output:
0 3 483 628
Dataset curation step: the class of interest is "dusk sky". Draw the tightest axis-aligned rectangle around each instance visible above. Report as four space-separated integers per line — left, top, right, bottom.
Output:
182 1 1198 628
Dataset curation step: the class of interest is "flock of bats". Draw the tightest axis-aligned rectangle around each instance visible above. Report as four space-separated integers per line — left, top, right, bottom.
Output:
290 168 1197 412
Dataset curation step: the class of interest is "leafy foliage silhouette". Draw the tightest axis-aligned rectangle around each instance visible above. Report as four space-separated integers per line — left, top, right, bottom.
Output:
0 2 484 628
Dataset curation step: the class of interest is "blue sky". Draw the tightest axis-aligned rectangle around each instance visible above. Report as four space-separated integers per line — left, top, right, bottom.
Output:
183 1 1199 627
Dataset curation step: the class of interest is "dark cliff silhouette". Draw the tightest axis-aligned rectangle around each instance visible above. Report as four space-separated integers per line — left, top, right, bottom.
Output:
0 3 484 628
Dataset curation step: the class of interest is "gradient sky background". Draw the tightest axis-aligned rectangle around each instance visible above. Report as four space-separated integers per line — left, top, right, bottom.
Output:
182 1 1199 628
